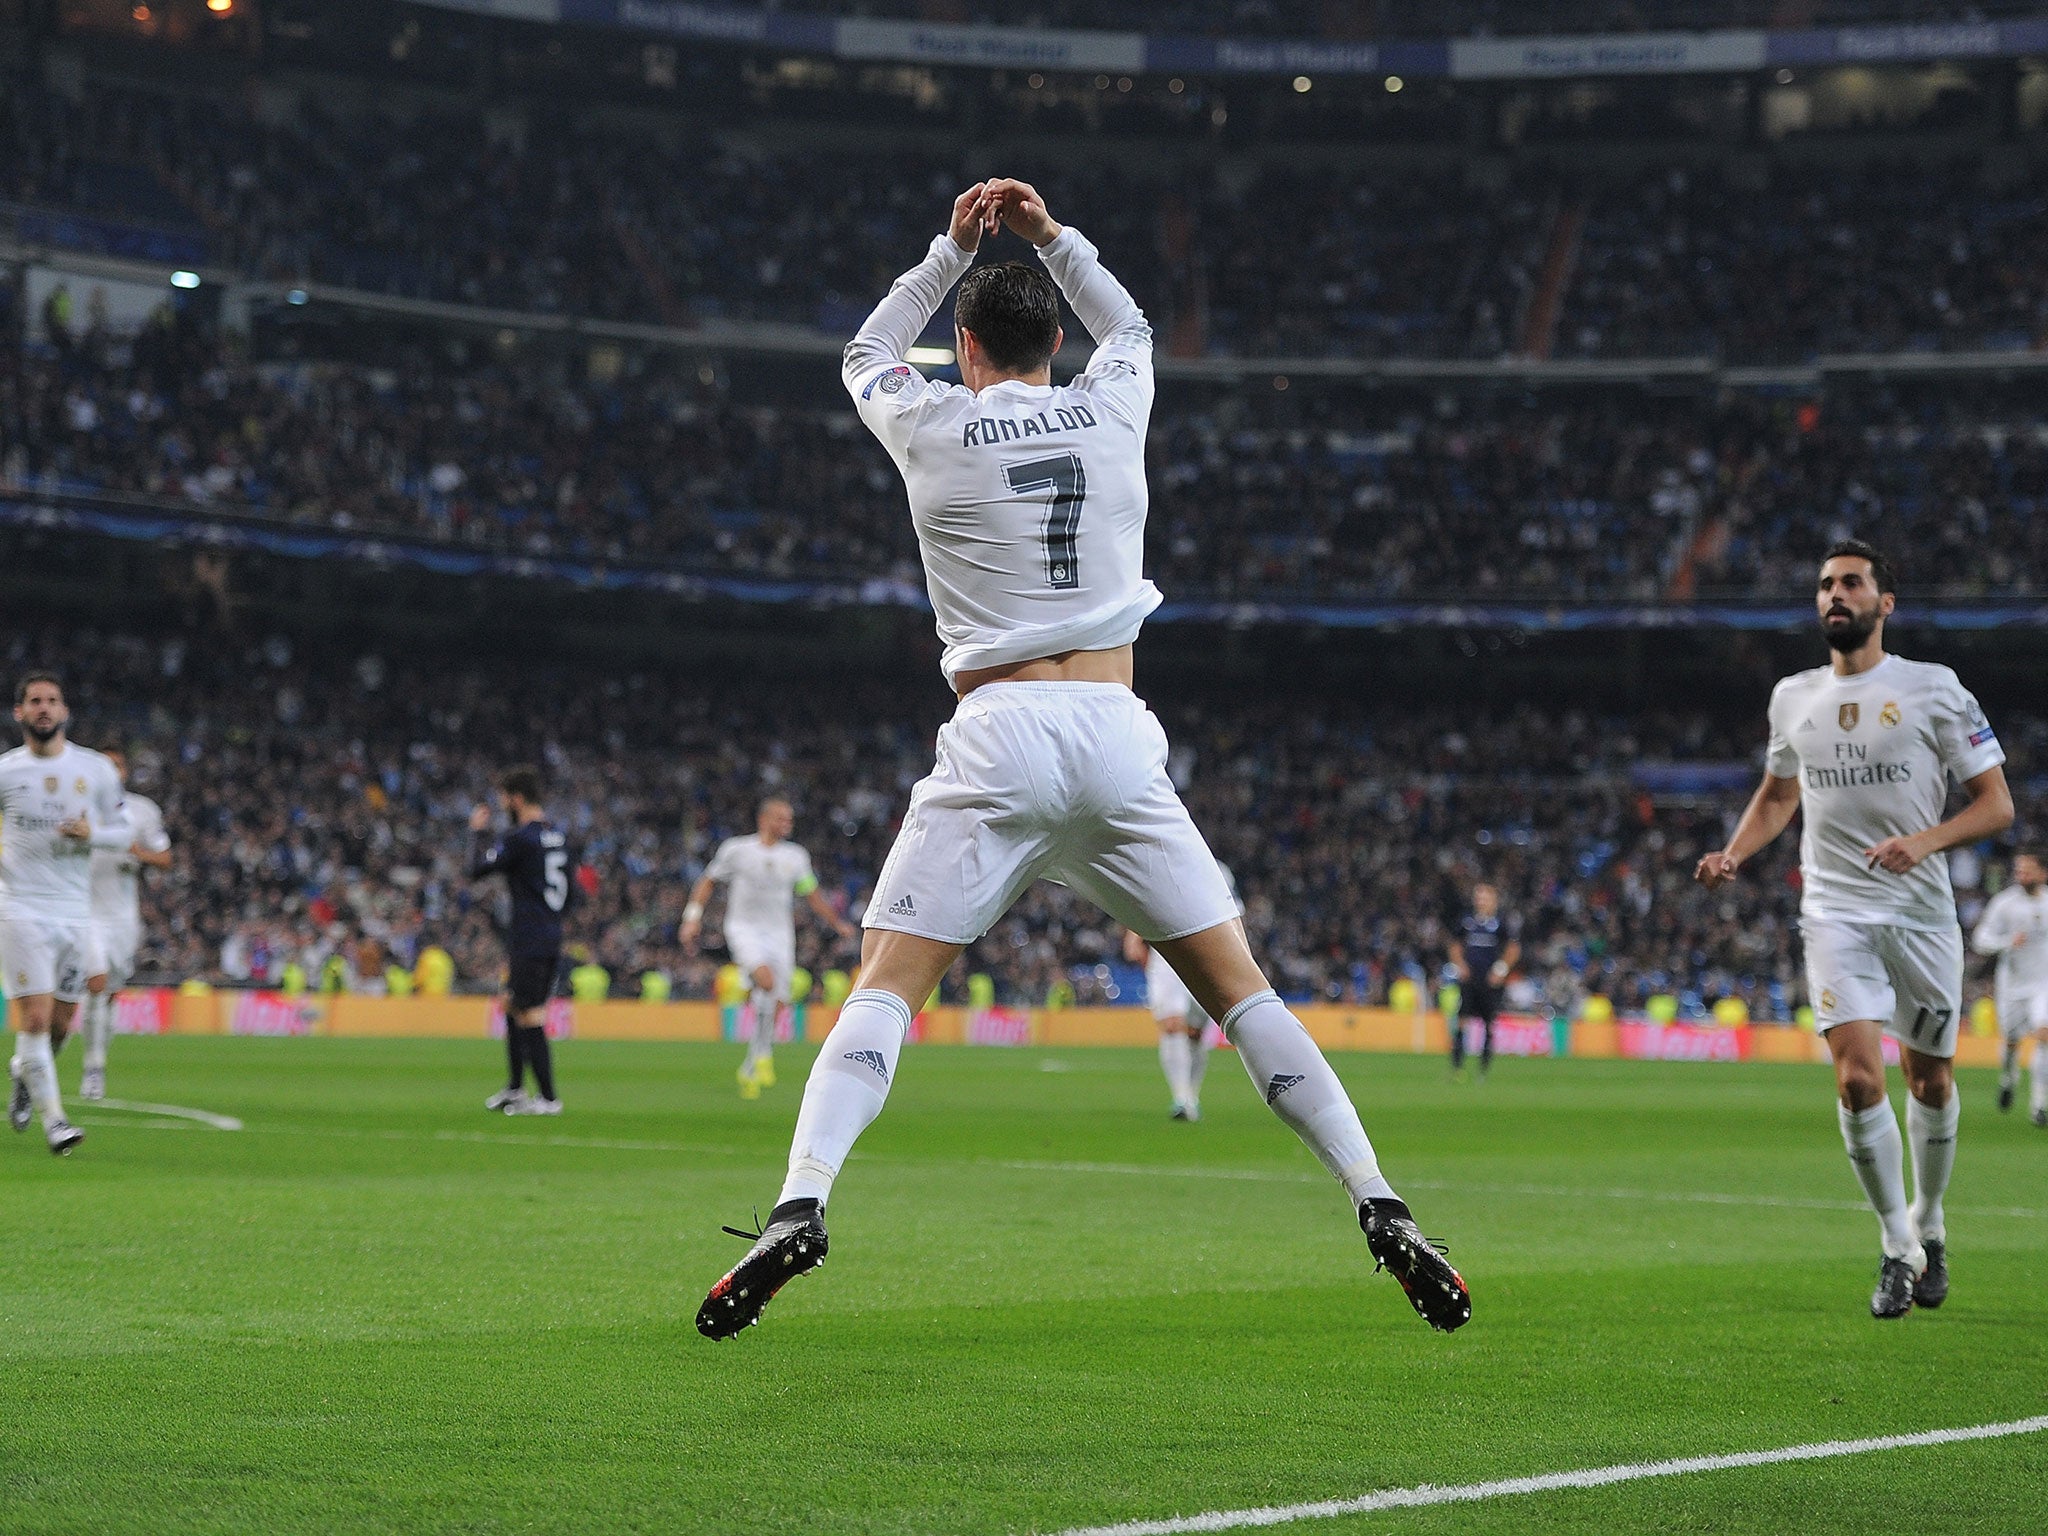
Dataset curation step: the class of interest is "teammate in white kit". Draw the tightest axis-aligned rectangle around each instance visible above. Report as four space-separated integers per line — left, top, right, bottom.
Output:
698 180 1468 1339
79 746 172 1101
1697 541 2012 1318
2 674 130 1154
1970 851 2048 1126
1124 861 1239 1120
680 798 854 1099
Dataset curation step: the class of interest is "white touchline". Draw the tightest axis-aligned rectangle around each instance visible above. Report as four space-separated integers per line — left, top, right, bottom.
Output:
94 1098 243 1131
977 1159 2047 1221
1047 1416 2048 1536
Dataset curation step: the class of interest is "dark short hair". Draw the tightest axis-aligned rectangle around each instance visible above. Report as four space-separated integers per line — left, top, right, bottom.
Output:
1821 538 1896 595
955 261 1060 373
14 671 61 706
500 765 543 805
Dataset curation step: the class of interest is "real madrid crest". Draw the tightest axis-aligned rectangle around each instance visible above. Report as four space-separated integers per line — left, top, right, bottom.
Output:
1838 703 1860 731
1879 702 1901 728
1820 989 1837 1012
73 777 86 794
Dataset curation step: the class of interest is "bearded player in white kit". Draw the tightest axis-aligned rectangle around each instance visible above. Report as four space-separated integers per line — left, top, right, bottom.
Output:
3 674 130 1154
698 180 1468 1338
1970 850 2048 1126
78 746 172 1101
1697 541 2012 1318
680 797 855 1099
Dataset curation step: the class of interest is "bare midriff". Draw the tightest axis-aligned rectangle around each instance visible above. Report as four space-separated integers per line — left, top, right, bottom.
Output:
954 644 1134 700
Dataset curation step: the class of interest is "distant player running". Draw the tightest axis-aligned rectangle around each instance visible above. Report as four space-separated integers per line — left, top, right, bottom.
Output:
3 674 129 1154
698 181 1468 1338
680 798 854 1099
469 766 573 1116
1971 851 2048 1126
1697 540 2012 1318
79 746 172 1101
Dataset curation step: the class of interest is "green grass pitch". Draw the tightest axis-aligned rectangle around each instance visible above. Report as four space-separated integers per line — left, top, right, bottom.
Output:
5 1035 2046 1534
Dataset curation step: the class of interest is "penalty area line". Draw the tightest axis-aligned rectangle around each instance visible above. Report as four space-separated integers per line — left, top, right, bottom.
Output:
92 1098 242 1131
1047 1415 2048 1536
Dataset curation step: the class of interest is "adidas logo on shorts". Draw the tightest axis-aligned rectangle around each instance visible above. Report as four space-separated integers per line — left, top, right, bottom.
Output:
843 1049 890 1083
1265 1072 1305 1104
887 895 916 917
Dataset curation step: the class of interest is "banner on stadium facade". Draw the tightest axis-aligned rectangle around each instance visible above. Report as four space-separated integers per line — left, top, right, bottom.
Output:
1450 31 1765 80
408 0 2048 81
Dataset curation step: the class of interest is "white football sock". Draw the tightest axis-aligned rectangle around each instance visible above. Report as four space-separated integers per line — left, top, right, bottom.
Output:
1906 1090 1959 1244
2000 1039 2019 1090
1221 990 1396 1207
1838 1100 1917 1260
2033 1041 2048 1116
1157 1030 1192 1105
778 988 910 1206
1186 1016 1213 1103
82 992 113 1074
16 1032 64 1127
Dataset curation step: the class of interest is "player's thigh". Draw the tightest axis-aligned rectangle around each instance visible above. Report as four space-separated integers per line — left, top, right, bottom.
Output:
1058 740 1239 947
1150 921 1270 1027
0 919 58 1004
727 928 792 993
866 726 1058 948
506 953 558 1015
1879 924 1963 1059
1804 919 1895 1033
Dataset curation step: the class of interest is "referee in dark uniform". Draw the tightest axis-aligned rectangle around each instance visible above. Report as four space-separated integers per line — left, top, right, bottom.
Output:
1449 882 1519 1077
469 765 573 1115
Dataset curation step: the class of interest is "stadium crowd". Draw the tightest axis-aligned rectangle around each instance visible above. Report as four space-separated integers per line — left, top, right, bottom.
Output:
7 75 2048 362
10 307 2048 601
15 626 2039 1022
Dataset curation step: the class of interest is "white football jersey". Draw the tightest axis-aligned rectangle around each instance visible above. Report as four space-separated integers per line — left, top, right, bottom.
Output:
846 226 1158 686
1972 882 2048 997
706 835 817 936
91 790 169 930
1765 655 2004 930
0 742 129 925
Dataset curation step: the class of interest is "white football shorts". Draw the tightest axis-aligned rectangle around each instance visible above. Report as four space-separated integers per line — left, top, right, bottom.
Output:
1144 948 1194 1026
867 683 1241 947
724 922 795 998
92 918 141 993
1995 985 2048 1042
1803 917 1964 1058
0 916 99 1003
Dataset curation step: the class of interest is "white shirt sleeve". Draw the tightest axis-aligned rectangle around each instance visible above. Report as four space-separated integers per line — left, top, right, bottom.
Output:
138 800 171 855
793 846 819 897
1972 892 2015 956
1037 225 1153 429
705 838 739 884
1932 669 2005 783
88 758 132 851
843 232 976 469
1764 681 1801 780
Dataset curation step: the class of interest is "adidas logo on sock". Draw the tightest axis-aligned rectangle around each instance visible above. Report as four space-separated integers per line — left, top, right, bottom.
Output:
844 1049 890 1082
1265 1072 1305 1104
887 894 916 917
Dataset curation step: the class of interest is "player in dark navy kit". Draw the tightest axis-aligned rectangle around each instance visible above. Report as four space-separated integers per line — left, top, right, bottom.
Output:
469 765 573 1115
1448 882 1518 1077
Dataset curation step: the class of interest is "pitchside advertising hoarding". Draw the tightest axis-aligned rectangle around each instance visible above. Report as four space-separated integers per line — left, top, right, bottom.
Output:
99 989 1921 1063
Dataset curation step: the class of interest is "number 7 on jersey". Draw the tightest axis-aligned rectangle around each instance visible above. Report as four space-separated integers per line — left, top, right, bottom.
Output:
1004 453 1087 590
